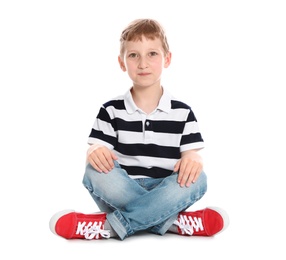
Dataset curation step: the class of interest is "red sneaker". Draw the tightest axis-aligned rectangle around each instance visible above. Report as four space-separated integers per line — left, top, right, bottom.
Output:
174 207 229 236
49 210 110 240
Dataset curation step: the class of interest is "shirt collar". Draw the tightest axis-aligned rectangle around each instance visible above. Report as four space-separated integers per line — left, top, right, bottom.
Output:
124 87 172 114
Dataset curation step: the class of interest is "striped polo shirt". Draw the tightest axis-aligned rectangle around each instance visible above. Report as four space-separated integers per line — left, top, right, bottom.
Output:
88 88 204 179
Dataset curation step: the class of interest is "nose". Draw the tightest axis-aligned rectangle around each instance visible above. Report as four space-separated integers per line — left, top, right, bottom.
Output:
138 57 148 69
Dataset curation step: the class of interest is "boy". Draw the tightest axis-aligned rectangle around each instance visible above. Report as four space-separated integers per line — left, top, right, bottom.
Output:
49 19 229 240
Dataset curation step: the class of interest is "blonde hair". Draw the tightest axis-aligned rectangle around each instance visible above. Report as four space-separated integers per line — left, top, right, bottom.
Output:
119 19 170 57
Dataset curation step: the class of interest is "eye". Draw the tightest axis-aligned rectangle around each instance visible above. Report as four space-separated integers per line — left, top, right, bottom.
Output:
149 51 158 57
128 53 138 58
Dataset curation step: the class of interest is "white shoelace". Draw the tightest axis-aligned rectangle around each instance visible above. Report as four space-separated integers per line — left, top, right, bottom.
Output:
76 221 111 239
174 215 204 235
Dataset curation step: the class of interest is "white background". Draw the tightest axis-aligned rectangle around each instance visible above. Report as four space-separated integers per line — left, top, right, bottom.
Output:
1 0 285 259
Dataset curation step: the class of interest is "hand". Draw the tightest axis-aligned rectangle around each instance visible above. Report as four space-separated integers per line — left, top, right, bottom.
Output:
87 145 118 173
174 150 203 187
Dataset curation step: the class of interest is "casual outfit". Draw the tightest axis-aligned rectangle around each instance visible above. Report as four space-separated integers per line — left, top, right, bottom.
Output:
49 88 229 240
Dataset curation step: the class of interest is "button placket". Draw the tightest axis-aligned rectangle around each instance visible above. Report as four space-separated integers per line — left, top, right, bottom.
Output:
144 116 153 142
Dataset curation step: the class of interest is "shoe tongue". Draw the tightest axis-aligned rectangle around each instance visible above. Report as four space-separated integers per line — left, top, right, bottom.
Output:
78 213 106 222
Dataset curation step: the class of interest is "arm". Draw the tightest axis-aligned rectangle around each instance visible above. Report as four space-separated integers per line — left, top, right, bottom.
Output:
173 149 203 187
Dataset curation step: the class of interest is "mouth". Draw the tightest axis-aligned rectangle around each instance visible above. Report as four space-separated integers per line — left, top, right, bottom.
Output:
138 73 151 76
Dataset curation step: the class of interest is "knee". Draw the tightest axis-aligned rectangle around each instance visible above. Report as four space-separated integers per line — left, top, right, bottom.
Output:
199 171 207 189
174 171 207 201
82 163 110 190
82 163 127 194
193 171 207 198
82 163 97 190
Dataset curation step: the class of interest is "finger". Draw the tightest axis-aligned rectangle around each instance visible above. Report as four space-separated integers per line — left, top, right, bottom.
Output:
91 153 110 173
179 168 192 187
174 160 180 173
89 158 103 173
186 164 202 186
180 165 195 187
111 152 118 160
177 162 186 185
192 165 203 183
102 150 119 171
87 153 102 172
179 161 196 186
185 170 196 187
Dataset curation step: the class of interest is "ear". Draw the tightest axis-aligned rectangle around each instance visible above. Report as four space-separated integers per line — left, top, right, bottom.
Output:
118 56 126 71
164 52 172 68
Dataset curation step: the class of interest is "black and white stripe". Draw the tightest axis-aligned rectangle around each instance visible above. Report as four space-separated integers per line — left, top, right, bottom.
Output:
88 89 204 178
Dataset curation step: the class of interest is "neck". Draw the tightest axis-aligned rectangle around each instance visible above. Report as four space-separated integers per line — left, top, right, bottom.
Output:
131 85 163 114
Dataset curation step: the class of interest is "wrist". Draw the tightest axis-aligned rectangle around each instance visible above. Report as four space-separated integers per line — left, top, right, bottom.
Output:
87 143 103 156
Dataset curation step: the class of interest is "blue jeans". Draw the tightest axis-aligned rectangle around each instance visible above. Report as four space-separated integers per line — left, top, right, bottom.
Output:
82 161 207 240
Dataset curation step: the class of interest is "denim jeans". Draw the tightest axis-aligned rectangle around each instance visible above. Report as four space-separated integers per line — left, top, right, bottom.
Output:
82 161 207 240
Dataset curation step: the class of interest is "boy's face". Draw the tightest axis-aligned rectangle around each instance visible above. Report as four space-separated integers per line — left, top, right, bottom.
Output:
118 36 171 89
